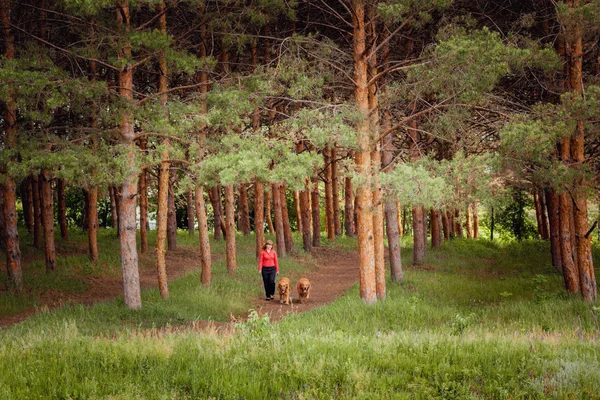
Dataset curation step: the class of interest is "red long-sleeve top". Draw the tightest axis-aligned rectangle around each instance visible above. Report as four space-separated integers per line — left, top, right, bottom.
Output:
258 249 279 273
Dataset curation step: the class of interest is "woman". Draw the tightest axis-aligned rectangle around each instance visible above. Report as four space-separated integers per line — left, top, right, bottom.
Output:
258 240 279 300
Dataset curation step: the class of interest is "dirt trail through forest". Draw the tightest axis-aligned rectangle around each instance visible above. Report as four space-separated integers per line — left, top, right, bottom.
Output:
0 246 359 330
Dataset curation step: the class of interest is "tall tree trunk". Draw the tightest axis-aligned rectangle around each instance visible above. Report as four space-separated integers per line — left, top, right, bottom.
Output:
442 209 450 240
21 177 34 233
539 191 550 240
344 176 355 237
57 178 69 241
412 205 426 265
195 185 212 285
40 170 56 273
155 150 171 299
265 188 274 234
534 192 544 239
567 0 596 301
431 209 442 248
167 180 177 251
32 175 42 248
138 145 149 253
109 185 118 230
465 204 473 239
0 7 23 287
225 184 237 274
87 186 99 263
281 184 294 254
209 186 224 240
238 184 250 236
294 190 303 234
331 148 341 237
255 180 265 259
272 183 286 257
186 189 195 235
472 203 479 239
546 189 562 274
116 0 141 308
324 148 335 241
353 0 376 304
398 203 403 237
311 177 321 247
299 180 312 252
454 208 463 238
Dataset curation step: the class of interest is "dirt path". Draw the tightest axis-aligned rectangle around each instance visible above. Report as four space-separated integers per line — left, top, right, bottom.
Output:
0 246 359 330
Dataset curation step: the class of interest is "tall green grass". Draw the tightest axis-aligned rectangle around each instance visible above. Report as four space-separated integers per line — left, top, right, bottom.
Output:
1 234 599 398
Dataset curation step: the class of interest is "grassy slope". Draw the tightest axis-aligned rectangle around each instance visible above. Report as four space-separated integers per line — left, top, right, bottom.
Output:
1 232 599 399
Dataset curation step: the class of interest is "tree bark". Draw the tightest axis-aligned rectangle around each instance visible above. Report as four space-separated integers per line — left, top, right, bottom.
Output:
32 175 42 248
311 177 321 247
57 178 69 241
331 148 341 237
344 176 355 237
116 0 141 308
442 209 450 240
539 191 550 240
40 170 56 273
195 185 212 285
294 190 303 235
465 204 472 239
324 148 335 241
155 149 171 299
167 180 177 251
21 177 34 233
255 180 265 259
225 184 237 274
431 209 442 248
186 188 195 235
272 183 286 257
87 186 99 263
299 181 312 252
281 184 294 254
545 189 562 274
534 192 544 239
353 0 376 304
209 186 224 240
412 205 426 265
454 208 463 238
265 187 274 234
109 185 118 230
138 147 149 253
2 181 22 288
238 184 250 236
472 203 479 239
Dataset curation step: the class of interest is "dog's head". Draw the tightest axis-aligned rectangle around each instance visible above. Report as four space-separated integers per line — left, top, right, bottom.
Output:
278 278 290 294
298 279 310 294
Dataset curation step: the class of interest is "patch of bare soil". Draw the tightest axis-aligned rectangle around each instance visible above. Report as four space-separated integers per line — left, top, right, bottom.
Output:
1 245 360 331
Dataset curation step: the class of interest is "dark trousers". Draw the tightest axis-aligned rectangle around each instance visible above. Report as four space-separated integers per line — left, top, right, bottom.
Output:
261 267 276 298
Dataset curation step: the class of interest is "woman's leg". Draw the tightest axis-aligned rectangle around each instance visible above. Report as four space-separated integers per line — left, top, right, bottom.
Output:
261 268 271 299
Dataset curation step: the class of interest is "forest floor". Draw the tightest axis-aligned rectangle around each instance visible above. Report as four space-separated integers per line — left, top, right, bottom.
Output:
0 244 359 330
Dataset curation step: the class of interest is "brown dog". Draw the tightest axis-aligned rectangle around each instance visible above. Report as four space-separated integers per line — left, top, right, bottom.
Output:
277 277 291 305
297 278 311 304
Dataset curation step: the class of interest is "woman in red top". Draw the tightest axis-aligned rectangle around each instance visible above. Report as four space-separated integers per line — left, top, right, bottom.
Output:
258 240 279 300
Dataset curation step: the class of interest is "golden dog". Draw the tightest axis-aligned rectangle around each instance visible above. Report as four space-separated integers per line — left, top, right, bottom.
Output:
277 277 291 305
297 278 311 304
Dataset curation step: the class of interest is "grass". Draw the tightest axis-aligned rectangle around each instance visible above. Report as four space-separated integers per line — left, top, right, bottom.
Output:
1 230 600 398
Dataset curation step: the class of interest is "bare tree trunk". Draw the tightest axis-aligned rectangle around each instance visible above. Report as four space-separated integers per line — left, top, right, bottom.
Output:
294 190 303 234
167 180 178 251
454 208 463 238
195 185 212 285
299 181 312 252
109 185 118 230
331 148 341 237
255 180 265 259
534 192 544 239
567 0 596 301
344 176 354 237
185 189 194 235
265 188 274 235
238 184 250 236
225 184 237 274
32 175 42 248
472 203 479 239
281 184 294 254
116 0 141 309
398 203 403 237
87 186 99 263
560 188 579 292
431 209 441 248
441 209 450 240
272 183 286 257
465 204 472 239
311 177 321 247
138 156 149 253
155 149 171 299
324 148 335 242
21 177 34 233
412 205 426 265
40 170 56 273
539 191 549 240
545 189 562 273
209 186 224 240
353 0 376 304
56 178 69 241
